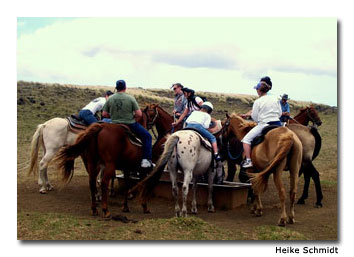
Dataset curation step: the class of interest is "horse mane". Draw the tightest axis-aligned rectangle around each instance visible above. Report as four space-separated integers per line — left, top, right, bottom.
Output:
229 113 256 138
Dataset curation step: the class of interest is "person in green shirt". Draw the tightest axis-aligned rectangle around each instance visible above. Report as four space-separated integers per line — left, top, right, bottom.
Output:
102 80 153 168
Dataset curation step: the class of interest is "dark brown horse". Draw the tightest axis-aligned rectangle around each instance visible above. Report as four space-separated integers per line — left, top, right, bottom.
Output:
289 105 322 127
55 123 152 218
143 104 183 163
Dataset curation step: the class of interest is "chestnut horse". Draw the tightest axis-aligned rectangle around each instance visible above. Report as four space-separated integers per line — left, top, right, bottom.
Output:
55 122 153 218
225 114 303 226
28 111 149 194
289 105 322 127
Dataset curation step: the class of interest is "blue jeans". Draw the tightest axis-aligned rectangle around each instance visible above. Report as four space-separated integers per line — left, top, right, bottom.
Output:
185 123 216 143
79 109 98 125
128 122 152 160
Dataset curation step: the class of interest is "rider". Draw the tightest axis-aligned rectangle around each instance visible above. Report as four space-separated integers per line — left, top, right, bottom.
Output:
184 101 222 162
79 90 114 125
240 80 282 168
279 94 291 126
171 83 187 121
172 87 204 127
102 80 153 168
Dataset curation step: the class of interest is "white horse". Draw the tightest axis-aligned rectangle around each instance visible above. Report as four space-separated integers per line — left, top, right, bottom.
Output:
132 129 222 217
27 117 83 193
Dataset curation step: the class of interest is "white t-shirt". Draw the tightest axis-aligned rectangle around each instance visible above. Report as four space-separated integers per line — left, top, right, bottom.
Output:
186 110 211 129
251 94 282 124
82 97 106 114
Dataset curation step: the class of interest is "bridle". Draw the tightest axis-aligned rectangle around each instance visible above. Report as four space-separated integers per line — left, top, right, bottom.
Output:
220 117 243 161
143 106 159 139
306 107 321 126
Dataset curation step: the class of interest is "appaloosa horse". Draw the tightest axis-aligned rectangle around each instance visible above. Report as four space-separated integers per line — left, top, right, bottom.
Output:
131 130 221 217
224 114 303 226
55 123 153 218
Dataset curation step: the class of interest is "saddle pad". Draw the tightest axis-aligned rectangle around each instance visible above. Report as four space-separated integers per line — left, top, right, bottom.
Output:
66 116 87 132
251 125 280 147
182 128 213 152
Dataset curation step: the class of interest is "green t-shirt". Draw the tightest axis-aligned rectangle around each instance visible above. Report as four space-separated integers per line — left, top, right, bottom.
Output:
103 92 140 124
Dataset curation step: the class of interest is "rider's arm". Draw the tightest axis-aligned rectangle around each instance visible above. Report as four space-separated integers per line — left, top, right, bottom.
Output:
173 107 189 126
102 111 110 118
134 109 143 121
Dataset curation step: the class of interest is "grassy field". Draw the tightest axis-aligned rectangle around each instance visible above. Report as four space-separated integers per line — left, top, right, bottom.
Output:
17 81 338 240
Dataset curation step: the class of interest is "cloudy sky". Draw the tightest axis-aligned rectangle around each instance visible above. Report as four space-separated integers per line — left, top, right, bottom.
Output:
17 17 337 106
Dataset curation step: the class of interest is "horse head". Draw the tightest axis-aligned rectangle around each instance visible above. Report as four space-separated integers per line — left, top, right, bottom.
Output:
306 106 322 127
143 103 159 130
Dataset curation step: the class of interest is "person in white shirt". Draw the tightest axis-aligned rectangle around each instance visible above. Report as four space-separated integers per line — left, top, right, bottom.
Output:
172 87 204 127
185 102 222 162
79 90 113 125
241 81 282 168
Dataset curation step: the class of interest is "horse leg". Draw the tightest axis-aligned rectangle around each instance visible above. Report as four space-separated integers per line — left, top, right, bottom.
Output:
89 173 99 216
169 169 180 217
122 170 131 213
310 163 323 207
181 171 193 217
101 164 115 218
191 176 198 214
273 169 288 226
297 166 310 205
207 166 216 213
38 151 56 194
226 159 236 182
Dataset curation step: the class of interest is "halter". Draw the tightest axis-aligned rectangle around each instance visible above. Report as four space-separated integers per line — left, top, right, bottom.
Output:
220 118 244 161
306 107 321 126
143 106 159 139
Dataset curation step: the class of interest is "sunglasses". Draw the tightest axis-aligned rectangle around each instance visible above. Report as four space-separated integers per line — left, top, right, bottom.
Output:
173 87 178 91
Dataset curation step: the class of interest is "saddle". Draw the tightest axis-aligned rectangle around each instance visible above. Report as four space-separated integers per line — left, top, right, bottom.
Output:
118 124 143 147
66 115 87 133
251 125 280 147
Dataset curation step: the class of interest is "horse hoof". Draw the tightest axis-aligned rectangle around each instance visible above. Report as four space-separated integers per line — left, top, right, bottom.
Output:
182 211 188 218
288 218 295 224
91 209 99 216
314 203 323 208
208 206 215 213
46 185 54 191
191 208 198 214
278 219 287 226
297 199 305 205
102 210 111 219
39 189 47 194
175 211 181 217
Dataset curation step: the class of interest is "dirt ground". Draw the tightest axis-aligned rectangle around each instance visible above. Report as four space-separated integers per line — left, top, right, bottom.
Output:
17 171 338 240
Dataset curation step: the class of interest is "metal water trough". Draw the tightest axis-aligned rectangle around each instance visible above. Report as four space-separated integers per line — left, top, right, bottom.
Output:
117 171 251 210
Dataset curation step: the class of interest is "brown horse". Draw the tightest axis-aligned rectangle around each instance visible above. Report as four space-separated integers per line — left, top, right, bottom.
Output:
143 104 183 163
55 123 152 218
225 114 303 226
289 106 322 127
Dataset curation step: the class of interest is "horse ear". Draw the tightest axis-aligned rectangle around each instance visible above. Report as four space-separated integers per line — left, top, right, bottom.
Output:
226 112 230 119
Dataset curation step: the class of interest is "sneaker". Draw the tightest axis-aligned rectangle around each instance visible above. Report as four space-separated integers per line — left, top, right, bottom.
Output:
241 159 253 168
214 153 222 162
141 159 155 168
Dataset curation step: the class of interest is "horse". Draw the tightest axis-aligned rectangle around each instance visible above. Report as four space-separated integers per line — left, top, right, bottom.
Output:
130 130 220 217
224 114 303 226
27 110 150 194
289 105 322 127
55 122 153 218
143 104 179 163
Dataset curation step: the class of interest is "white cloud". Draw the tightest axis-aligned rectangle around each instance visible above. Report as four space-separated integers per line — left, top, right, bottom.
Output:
17 17 337 106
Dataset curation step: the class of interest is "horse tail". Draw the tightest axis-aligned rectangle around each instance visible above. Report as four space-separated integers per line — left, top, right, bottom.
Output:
55 123 103 184
27 123 45 176
130 133 180 203
250 132 295 193
310 126 322 160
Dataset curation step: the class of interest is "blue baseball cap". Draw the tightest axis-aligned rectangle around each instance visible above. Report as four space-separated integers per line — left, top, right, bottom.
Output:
253 82 262 90
116 80 126 90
